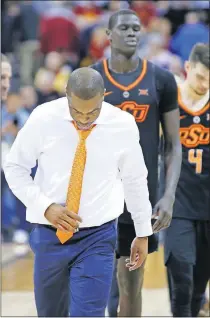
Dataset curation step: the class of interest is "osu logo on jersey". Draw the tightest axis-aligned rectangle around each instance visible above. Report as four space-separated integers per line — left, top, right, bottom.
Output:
117 101 150 123
180 124 209 148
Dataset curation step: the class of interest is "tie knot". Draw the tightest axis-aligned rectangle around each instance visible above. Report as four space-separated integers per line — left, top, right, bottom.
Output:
79 129 92 141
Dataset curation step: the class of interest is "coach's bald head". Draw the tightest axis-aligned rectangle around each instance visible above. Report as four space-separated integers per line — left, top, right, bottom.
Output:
66 68 105 130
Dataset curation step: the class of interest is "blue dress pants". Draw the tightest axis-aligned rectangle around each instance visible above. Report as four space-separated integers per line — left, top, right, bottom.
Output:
29 220 116 317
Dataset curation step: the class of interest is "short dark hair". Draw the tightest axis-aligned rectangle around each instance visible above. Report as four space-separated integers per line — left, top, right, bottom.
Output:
1 53 10 63
108 9 139 30
66 67 104 100
189 43 209 69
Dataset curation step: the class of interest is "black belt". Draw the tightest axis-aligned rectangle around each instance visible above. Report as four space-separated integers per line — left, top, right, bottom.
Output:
36 219 115 232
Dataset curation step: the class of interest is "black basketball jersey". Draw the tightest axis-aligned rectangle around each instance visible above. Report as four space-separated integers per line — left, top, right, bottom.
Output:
91 59 178 224
173 90 210 220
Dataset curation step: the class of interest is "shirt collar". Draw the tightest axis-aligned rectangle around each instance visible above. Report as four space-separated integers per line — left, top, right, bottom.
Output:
63 98 109 124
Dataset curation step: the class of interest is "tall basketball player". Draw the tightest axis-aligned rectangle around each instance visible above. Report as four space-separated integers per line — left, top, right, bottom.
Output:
91 9 182 317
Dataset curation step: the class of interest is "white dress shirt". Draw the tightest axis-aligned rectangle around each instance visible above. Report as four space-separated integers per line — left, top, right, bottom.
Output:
4 98 153 237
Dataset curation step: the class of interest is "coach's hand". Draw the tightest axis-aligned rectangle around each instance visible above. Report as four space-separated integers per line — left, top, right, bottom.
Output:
44 203 82 233
126 237 148 271
152 195 174 233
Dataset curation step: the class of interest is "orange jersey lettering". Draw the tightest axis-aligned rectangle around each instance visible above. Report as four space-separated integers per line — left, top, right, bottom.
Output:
117 102 150 123
180 124 210 148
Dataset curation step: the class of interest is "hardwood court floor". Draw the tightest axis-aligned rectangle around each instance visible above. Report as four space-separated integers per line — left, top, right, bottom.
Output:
1 243 171 316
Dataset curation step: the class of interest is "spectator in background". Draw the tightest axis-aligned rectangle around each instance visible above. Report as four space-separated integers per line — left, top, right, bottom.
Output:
2 78 21 241
16 86 37 128
11 86 38 244
14 1 40 86
73 0 102 29
1 60 21 241
35 51 72 96
1 2 20 57
88 26 110 61
34 69 60 105
138 16 172 60
170 11 209 63
141 33 179 70
39 1 79 68
45 52 72 95
131 0 157 27
168 55 185 79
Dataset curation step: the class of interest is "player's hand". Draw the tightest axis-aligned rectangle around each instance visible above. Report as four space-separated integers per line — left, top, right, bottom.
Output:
126 237 148 271
152 195 174 233
44 203 82 233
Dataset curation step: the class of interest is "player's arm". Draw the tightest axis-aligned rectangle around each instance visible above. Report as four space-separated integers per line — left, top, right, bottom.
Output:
3 107 54 220
153 70 182 233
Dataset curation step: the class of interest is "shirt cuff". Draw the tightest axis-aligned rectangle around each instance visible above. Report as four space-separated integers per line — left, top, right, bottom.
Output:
33 194 54 222
134 219 153 237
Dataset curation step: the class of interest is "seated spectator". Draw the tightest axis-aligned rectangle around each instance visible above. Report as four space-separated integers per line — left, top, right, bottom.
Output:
34 69 60 105
1 93 22 242
13 1 40 86
168 55 185 79
73 0 102 29
131 0 157 28
39 2 79 66
35 51 72 96
7 89 36 244
169 11 209 63
140 33 178 71
14 86 38 128
89 26 110 61
2 94 22 145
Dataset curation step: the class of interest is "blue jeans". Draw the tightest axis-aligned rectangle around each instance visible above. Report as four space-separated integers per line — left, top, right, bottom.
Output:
30 221 117 317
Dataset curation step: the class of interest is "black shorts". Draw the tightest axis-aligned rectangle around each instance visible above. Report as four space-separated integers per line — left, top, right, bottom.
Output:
116 222 159 257
164 218 210 265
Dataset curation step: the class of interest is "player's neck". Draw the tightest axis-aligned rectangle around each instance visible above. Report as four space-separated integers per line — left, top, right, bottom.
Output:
109 52 140 73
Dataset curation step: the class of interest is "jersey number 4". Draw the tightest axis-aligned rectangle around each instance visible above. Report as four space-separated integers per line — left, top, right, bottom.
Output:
188 149 203 174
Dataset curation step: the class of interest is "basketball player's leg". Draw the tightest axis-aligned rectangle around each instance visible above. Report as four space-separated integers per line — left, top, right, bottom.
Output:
164 218 196 317
116 222 158 316
30 225 69 317
191 221 210 317
118 256 144 316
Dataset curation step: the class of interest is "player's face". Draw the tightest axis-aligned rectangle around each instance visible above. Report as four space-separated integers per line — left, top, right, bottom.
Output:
1 61 12 101
185 61 209 96
107 14 141 57
67 93 104 130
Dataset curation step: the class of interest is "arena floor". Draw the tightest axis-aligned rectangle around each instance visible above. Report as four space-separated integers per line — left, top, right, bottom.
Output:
1 243 174 317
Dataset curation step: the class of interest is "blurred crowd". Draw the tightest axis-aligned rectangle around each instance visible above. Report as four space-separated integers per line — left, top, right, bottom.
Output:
1 0 209 244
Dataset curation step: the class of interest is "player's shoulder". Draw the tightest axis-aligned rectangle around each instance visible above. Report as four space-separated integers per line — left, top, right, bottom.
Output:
89 60 104 73
146 61 176 89
149 61 176 84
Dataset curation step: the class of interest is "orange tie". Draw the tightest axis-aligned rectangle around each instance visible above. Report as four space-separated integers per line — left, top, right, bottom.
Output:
56 126 93 244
